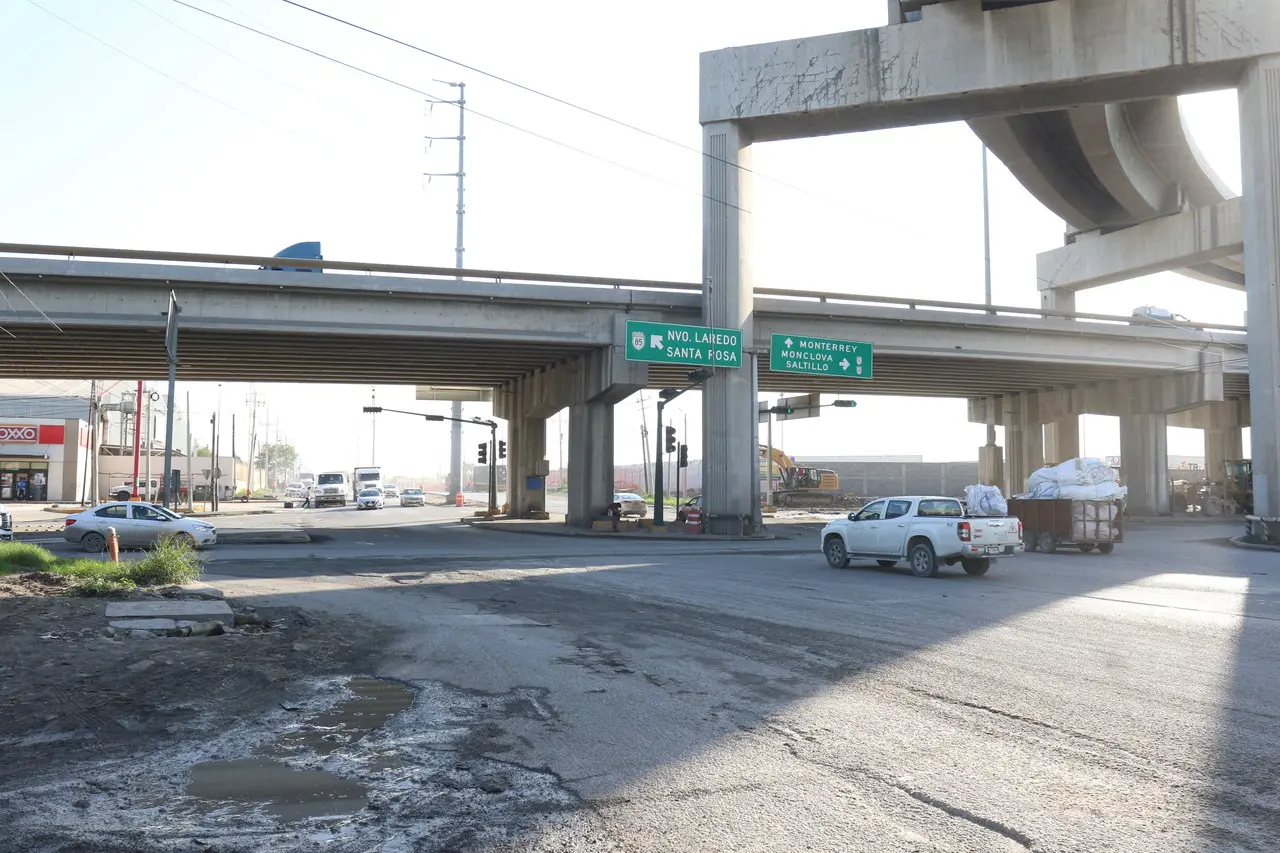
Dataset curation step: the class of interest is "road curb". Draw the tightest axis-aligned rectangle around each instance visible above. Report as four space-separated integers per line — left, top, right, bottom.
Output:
460 517 780 542
1228 535 1280 552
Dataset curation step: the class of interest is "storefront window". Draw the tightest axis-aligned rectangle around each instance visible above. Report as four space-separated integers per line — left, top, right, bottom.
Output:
0 461 49 500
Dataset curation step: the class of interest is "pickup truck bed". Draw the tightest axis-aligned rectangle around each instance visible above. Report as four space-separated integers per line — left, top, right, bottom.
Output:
820 495 1024 578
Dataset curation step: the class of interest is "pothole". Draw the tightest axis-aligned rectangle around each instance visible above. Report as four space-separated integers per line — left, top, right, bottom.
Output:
186 758 368 822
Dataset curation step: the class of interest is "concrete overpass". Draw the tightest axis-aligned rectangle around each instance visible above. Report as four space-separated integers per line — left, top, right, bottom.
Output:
699 0 1280 523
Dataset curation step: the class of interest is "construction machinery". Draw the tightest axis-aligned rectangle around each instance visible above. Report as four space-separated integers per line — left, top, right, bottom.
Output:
759 444 849 507
1201 459 1253 516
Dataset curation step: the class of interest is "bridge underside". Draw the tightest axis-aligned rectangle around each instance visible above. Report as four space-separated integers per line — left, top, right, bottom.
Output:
0 326 1250 401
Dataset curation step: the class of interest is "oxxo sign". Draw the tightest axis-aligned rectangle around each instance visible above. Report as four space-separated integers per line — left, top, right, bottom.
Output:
0 425 39 444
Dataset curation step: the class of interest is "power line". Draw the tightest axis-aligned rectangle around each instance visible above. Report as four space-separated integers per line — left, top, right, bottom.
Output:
25 0 292 137
274 0 845 206
123 0 329 105
169 0 747 211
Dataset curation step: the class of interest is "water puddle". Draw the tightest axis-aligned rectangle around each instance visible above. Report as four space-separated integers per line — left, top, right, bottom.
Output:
187 758 367 821
275 677 416 756
186 677 416 823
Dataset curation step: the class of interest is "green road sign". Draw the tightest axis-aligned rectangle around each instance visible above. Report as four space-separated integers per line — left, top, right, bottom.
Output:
625 320 743 368
769 333 873 378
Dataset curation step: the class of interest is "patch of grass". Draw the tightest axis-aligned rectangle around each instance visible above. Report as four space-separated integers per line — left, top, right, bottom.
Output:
0 539 202 595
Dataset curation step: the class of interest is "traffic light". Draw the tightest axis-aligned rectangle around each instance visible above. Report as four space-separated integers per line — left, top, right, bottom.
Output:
770 404 794 415
477 442 488 465
665 425 677 454
498 440 507 460
678 444 688 468
831 400 857 408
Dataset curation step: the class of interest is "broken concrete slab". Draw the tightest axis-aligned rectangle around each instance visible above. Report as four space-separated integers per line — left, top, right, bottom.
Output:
105 600 234 627
109 618 178 632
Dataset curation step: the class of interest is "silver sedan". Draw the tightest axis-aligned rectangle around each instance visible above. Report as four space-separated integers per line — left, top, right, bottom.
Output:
613 492 648 518
63 502 217 552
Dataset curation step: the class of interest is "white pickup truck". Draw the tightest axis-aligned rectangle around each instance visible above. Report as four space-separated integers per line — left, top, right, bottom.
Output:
820 495 1024 578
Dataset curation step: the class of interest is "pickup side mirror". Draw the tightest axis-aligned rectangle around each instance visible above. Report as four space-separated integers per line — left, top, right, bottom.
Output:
847 512 858 522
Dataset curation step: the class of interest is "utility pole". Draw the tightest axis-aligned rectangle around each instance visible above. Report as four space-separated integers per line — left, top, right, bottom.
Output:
637 392 651 493
185 391 193 511
210 413 218 511
232 413 237 494
370 388 377 465
144 386 153 501
246 386 263 496
981 143 998 449
427 80 467 506
131 381 142 499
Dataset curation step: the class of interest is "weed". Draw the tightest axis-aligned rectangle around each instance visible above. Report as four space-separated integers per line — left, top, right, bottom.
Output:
0 539 201 595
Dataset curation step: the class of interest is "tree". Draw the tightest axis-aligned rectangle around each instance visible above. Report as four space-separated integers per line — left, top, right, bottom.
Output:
256 442 299 487
194 445 212 457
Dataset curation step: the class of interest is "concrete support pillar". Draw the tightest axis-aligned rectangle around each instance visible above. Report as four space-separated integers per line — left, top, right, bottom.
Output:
979 443 1004 488
1042 288 1076 315
1120 413 1169 516
1240 57 1280 516
1002 395 1043 497
701 120 756 535
1044 416 1081 464
1205 426 1244 485
567 401 613 528
506 416 547 518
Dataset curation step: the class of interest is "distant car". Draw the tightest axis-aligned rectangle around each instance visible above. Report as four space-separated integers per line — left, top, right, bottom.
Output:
676 495 702 523
1131 305 1187 324
613 492 648 518
400 488 425 507
0 503 11 542
356 488 385 511
285 482 305 499
382 486 400 500
62 502 217 553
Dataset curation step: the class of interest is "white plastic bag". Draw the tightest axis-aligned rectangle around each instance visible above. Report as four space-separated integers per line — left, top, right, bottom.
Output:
965 484 1008 516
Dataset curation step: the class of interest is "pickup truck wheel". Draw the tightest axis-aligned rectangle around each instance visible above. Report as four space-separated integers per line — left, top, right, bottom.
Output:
1037 532 1058 554
823 536 849 568
908 542 938 578
876 560 897 568
962 558 990 576
1097 542 1115 555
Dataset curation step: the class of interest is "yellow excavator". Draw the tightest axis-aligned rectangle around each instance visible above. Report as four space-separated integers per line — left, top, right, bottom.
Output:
759 444 848 507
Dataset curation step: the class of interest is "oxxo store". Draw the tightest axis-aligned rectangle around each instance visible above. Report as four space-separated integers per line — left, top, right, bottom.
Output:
0 420 90 502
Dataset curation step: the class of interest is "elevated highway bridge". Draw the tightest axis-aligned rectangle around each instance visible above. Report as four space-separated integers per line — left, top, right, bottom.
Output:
0 245 1244 399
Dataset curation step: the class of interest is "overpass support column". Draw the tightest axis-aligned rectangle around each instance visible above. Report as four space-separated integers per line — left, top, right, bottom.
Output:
701 120 756 535
506 415 548 518
567 402 613 528
1044 416 1080 465
1002 395 1043 497
1205 426 1244 485
1240 57 1280 515
1120 413 1169 517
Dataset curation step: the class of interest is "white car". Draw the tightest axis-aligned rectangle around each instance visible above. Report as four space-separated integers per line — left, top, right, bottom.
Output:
356 488 385 510
382 486 400 500
400 488 425 507
0 503 12 542
820 495 1023 578
63 502 217 553
613 492 648 518
284 482 306 499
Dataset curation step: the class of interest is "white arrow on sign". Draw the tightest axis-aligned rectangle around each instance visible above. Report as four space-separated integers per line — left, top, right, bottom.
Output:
784 337 793 347
839 358 850 371
650 335 664 349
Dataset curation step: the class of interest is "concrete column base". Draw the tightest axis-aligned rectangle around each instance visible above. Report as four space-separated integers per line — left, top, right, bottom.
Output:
567 402 613 528
1120 412 1169 516
507 416 547 518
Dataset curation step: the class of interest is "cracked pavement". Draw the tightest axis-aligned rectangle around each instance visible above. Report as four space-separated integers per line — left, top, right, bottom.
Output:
7 516 1278 851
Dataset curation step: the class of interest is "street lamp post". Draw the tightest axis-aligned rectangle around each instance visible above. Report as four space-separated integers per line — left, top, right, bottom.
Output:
652 369 713 526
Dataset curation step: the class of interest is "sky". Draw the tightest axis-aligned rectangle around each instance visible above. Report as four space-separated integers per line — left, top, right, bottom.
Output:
0 0 1251 479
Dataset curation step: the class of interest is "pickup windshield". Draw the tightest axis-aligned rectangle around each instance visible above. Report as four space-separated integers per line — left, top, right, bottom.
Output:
318 474 344 485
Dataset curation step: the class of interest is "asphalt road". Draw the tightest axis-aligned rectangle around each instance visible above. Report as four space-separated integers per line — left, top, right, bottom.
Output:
177 518 1276 851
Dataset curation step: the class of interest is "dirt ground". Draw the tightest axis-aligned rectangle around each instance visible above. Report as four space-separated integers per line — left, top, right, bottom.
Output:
0 575 393 852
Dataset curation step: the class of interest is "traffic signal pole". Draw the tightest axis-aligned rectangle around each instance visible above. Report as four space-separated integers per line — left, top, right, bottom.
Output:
654 401 666 526
363 405 498 513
